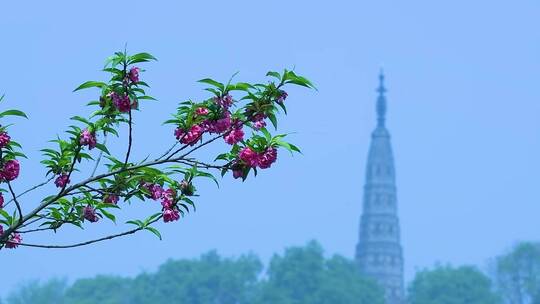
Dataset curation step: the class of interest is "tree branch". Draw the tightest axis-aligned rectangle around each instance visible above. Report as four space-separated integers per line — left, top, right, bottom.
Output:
0 132 226 241
9 216 162 249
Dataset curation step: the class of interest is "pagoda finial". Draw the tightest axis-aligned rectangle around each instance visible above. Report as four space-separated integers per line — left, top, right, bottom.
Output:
376 69 387 127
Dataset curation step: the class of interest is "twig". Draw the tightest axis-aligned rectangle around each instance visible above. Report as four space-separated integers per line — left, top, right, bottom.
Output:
90 134 107 177
7 181 23 223
3 176 54 209
155 142 178 161
123 109 133 166
11 216 162 249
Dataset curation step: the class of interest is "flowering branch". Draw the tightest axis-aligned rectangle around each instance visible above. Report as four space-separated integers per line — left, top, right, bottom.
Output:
0 50 314 250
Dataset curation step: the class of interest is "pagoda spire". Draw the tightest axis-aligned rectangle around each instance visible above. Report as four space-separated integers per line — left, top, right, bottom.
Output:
376 70 387 127
356 72 405 304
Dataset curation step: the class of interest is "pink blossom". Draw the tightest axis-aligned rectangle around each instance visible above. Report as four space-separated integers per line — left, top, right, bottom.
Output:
175 124 204 146
1 160 20 181
104 194 119 205
83 206 99 223
215 94 233 109
79 129 97 150
233 169 243 179
161 188 176 209
258 147 278 169
0 132 10 148
141 182 164 200
111 92 131 113
224 128 244 145
54 173 70 188
150 184 163 200
5 232 22 249
128 67 140 83
251 113 267 130
277 90 288 103
0 193 3 209
252 119 266 130
239 147 258 168
180 180 195 196
203 111 231 134
0 225 3 236
163 208 180 223
195 107 209 116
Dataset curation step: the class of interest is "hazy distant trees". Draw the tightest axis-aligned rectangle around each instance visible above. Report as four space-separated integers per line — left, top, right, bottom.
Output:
493 242 540 304
2 241 383 304
408 265 501 304
6 241 540 304
5 279 67 304
253 241 384 304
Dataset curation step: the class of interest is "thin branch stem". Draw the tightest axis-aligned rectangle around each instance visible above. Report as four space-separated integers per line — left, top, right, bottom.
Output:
90 134 107 177
155 142 178 161
7 181 23 223
10 216 162 249
123 109 133 166
3 176 54 209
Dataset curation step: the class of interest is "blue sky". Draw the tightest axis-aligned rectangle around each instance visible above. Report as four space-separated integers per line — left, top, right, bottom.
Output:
0 0 539 296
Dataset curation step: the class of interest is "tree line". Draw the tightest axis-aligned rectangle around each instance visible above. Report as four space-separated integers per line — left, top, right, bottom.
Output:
2 241 539 304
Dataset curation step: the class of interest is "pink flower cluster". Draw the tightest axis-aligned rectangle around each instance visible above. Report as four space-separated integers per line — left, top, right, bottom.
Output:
175 124 204 146
5 232 22 249
128 67 140 83
54 173 70 188
0 193 4 209
111 92 136 113
237 146 278 173
277 90 288 103
203 111 231 134
104 194 119 205
239 147 259 168
140 182 179 223
83 205 99 222
141 182 164 200
258 147 278 169
1 160 20 181
0 131 10 148
161 188 180 223
80 129 97 150
195 107 209 116
232 163 244 179
224 128 244 145
251 113 267 130
180 180 195 196
215 94 233 109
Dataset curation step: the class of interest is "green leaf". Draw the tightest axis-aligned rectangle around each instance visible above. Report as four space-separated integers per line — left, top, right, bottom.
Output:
289 143 302 154
261 128 272 142
94 143 110 155
0 109 28 119
266 71 281 81
198 78 224 91
137 95 157 101
126 219 144 227
145 226 162 240
100 209 116 223
267 112 277 130
73 81 107 92
128 52 158 64
144 212 162 225
70 116 91 125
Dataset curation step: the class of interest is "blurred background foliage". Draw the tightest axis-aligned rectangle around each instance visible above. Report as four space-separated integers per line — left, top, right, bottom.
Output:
2 240 539 304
